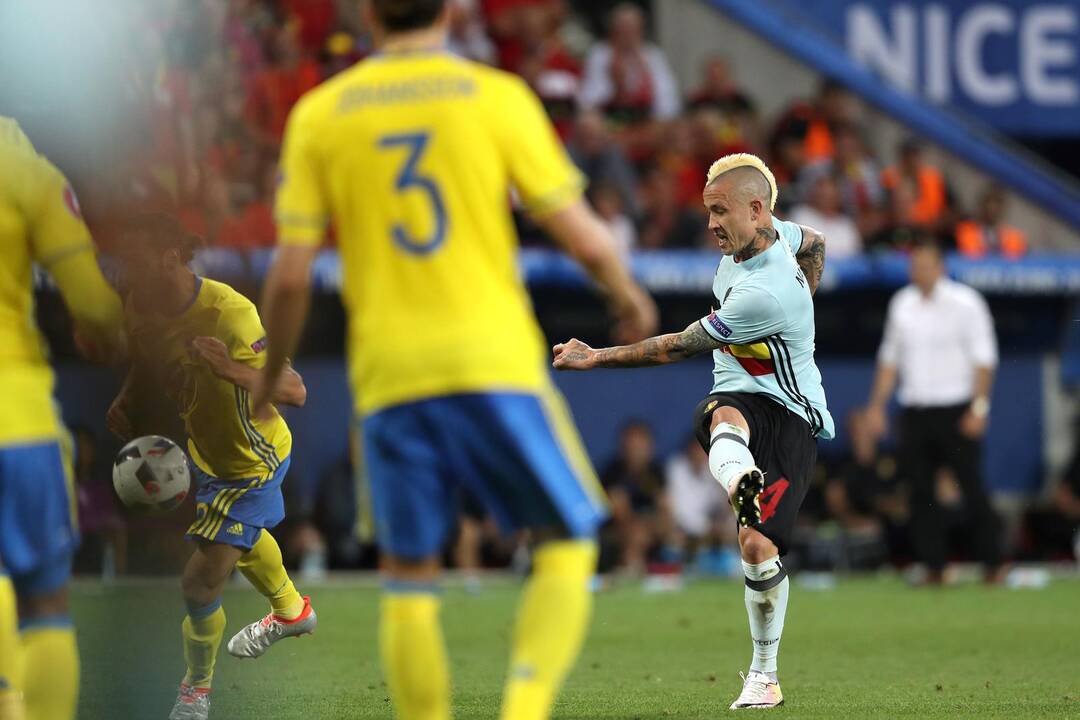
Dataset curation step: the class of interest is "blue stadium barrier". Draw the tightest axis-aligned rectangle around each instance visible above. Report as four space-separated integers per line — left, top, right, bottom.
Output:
52 355 1045 502
700 0 1080 227
193 248 1080 296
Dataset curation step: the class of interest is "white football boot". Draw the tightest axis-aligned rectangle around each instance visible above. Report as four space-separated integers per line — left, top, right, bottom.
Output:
226 595 316 659
729 670 784 709
168 684 210 720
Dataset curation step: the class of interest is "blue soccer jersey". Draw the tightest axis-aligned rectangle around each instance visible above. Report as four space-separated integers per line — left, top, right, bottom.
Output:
698 217 834 439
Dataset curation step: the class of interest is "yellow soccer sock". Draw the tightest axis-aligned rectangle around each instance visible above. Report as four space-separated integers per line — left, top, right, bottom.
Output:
21 619 78 720
237 531 304 620
380 588 451 720
181 601 226 689
0 577 23 720
500 540 598 720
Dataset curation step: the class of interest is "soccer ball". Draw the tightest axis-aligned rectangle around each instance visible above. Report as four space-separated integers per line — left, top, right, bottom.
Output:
112 435 191 513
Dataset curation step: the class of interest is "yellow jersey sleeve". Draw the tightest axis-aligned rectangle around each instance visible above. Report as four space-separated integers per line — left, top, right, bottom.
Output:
21 141 123 345
217 299 269 370
492 77 586 218
275 98 329 247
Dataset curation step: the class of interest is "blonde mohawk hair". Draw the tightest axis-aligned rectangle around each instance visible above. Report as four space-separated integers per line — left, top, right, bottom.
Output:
705 153 779 211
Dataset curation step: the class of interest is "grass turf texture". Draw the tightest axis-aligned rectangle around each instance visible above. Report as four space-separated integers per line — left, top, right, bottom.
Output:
74 576 1079 719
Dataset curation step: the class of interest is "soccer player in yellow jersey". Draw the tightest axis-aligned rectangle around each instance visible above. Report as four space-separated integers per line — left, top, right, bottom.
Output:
107 214 314 720
256 2 657 718
0 116 124 720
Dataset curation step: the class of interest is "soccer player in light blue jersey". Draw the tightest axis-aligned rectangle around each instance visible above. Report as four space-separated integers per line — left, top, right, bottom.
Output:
554 153 832 710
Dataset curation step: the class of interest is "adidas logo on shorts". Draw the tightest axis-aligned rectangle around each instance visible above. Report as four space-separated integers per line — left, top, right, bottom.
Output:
226 522 244 536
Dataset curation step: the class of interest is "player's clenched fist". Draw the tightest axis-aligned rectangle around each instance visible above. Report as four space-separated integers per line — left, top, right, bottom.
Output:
552 338 596 370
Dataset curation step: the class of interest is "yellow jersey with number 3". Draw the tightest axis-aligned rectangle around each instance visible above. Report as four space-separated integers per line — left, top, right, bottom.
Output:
275 51 585 415
0 117 120 444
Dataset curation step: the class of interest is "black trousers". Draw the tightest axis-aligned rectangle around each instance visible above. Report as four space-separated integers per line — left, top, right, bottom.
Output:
899 404 1002 570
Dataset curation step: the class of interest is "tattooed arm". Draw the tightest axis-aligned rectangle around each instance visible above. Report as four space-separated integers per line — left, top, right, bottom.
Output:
795 225 826 295
552 321 722 371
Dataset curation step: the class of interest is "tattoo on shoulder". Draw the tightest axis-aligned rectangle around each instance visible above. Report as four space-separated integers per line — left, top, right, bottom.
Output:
796 229 826 293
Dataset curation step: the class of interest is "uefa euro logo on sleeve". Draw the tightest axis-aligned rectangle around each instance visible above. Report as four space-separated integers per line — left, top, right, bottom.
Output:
708 313 733 338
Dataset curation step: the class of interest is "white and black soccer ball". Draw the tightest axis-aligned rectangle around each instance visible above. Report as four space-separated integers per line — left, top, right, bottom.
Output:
112 435 191 514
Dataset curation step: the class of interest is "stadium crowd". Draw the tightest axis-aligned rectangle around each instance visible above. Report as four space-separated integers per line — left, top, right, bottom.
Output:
116 0 1030 260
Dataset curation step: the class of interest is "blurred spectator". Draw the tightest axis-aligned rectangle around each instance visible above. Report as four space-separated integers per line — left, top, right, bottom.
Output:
568 110 641 220
217 162 277 249
512 4 581 139
954 184 1028 259
881 138 952 231
801 123 883 236
601 420 667 574
686 55 754 116
454 492 487 590
223 0 276 84
281 0 337 56
824 410 908 565
482 0 556 69
245 22 321 144
448 0 497 64
1021 426 1080 560
638 166 707 250
580 3 679 160
686 61 761 169
653 116 709 208
664 436 733 564
772 80 859 169
590 183 636 255
789 173 862 258
72 426 127 577
865 242 1003 583
689 107 754 174
127 22 200 208
865 186 934 253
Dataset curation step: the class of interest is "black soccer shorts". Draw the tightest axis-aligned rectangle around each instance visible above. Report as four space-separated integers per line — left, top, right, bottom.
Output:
694 391 818 556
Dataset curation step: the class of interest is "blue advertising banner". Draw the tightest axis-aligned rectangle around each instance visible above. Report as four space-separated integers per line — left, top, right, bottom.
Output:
794 0 1080 136
178 248 1080 296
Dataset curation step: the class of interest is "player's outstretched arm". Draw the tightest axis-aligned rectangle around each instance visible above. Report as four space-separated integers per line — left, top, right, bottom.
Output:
794 225 826 294
254 245 318 413
192 337 307 407
553 321 721 371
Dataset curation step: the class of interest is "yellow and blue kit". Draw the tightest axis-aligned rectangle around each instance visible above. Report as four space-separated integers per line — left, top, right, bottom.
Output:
275 50 605 558
125 277 292 550
0 117 122 596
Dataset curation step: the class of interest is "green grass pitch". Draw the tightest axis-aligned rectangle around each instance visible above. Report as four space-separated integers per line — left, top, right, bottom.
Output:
74 576 1079 719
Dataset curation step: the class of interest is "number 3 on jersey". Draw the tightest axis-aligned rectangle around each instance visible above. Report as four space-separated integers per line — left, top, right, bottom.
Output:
377 132 447 255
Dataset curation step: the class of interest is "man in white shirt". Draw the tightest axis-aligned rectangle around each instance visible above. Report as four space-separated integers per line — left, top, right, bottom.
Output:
579 3 681 122
864 243 1002 583
789 173 862 258
665 436 729 558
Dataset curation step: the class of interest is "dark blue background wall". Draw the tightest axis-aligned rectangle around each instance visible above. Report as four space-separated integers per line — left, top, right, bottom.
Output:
56 353 1043 501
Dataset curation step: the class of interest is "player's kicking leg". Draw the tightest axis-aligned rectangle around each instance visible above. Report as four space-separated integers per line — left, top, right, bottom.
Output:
226 530 316 658
698 399 790 709
705 406 765 528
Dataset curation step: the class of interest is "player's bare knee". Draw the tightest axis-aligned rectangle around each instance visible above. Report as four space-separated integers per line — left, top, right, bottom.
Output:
382 554 441 582
17 586 69 620
710 406 750 435
738 528 778 563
